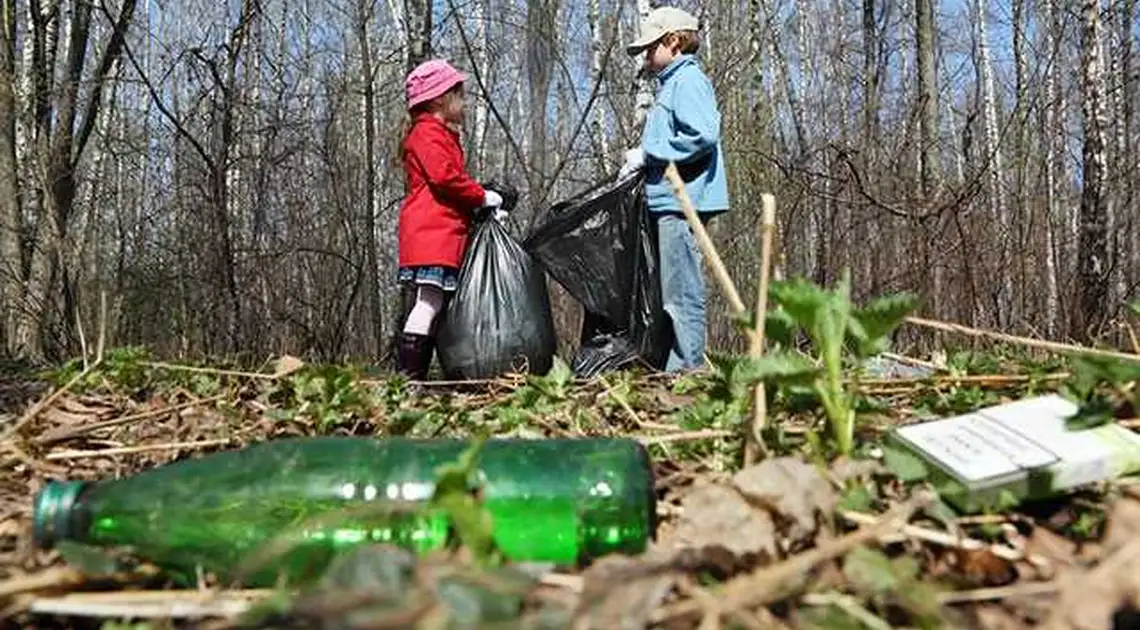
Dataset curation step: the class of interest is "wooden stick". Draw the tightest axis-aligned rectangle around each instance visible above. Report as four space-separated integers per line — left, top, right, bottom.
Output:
936 581 1058 604
33 394 227 446
0 360 101 444
27 594 254 619
880 352 943 371
637 429 736 445
663 162 748 316
0 567 82 599
746 195 777 464
139 361 281 380
904 316 1140 363
858 372 1071 386
45 438 232 461
800 592 892 630
838 509 1024 561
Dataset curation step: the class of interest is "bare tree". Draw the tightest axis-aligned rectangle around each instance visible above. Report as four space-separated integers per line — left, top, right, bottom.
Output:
1075 0 1108 339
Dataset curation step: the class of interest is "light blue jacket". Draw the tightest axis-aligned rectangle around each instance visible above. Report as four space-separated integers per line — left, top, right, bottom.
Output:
640 55 729 215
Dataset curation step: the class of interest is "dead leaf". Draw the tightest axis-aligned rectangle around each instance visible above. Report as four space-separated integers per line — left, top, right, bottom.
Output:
732 457 838 547
829 456 887 484
1104 497 1140 554
60 396 116 415
1026 526 1080 577
971 605 1033 630
952 548 1018 588
1041 539 1140 630
273 355 305 378
576 552 677 630
672 482 777 566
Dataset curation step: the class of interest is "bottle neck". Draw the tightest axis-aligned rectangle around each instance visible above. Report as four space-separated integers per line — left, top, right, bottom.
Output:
33 480 90 547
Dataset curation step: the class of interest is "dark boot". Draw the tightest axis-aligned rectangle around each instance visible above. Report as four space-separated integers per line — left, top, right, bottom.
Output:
397 333 432 381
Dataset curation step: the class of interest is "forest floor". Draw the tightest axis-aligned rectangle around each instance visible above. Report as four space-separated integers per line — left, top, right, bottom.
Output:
1 342 1140 630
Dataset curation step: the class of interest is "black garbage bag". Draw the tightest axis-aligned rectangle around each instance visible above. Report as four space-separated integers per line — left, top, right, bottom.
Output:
524 174 670 377
436 216 557 380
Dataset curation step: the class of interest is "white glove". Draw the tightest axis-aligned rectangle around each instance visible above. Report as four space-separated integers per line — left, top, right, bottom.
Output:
493 208 509 223
618 147 645 179
483 189 503 208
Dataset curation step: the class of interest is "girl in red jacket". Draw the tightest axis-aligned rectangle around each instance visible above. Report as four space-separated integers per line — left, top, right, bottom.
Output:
396 59 505 380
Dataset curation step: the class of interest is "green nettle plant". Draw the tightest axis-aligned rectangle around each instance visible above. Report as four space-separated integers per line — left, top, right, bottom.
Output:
716 270 920 455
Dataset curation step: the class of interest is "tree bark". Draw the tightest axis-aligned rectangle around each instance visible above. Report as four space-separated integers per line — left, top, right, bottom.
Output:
915 0 939 197
1075 0 1108 340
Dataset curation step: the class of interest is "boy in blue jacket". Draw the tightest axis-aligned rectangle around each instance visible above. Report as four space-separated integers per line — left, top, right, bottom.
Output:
620 6 729 372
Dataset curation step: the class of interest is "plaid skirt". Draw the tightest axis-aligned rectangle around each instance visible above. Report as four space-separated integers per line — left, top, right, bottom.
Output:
398 265 459 292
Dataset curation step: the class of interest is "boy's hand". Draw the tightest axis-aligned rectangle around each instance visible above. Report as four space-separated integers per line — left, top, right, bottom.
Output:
618 147 645 179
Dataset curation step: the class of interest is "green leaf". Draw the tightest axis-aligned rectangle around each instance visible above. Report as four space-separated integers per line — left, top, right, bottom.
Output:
431 440 501 564
922 497 960 528
838 483 875 512
769 277 830 333
764 307 798 347
848 293 920 358
708 350 819 399
843 546 899 595
1130 299 1140 319
882 445 929 482
545 356 573 388
1065 396 1114 430
797 604 867 630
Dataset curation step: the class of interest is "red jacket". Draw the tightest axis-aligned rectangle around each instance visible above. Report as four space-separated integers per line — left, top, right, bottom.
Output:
398 114 486 269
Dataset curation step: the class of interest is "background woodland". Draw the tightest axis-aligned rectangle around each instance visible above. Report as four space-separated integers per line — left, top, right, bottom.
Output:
0 0 1133 365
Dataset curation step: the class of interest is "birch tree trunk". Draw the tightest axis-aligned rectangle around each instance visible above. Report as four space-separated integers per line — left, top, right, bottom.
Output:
404 0 431 74
0 0 19 353
972 0 1008 327
1042 0 1062 337
588 0 608 172
1076 0 1108 340
915 0 939 197
355 0 382 357
633 0 653 128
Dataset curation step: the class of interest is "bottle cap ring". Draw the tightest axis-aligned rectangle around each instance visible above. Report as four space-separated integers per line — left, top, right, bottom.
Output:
33 480 87 547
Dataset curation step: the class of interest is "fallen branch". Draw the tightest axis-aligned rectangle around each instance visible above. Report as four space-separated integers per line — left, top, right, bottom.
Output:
904 316 1140 363
857 372 1070 388
935 581 1058 604
26 588 270 619
139 361 282 380
800 592 892 630
0 567 83 599
839 509 1024 562
0 360 102 444
33 395 227 446
637 430 736 445
45 438 232 461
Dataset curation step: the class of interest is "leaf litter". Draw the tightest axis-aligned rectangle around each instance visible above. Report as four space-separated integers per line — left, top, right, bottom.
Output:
2 348 1140 629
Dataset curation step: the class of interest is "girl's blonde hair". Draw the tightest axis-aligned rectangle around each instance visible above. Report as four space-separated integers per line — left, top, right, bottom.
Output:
392 85 465 170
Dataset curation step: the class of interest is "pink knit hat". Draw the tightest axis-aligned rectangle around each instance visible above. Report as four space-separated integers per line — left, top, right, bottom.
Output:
405 59 468 110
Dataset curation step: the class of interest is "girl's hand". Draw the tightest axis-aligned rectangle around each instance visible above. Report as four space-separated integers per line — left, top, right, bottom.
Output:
483 189 504 208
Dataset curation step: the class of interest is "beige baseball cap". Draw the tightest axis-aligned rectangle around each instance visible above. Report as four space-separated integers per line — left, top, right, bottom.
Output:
625 7 700 55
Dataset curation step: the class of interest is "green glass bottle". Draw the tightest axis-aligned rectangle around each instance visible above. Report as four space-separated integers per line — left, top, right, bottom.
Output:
33 436 655 587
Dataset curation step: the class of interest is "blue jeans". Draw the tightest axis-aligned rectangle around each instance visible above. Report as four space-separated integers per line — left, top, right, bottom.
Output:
656 213 710 372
